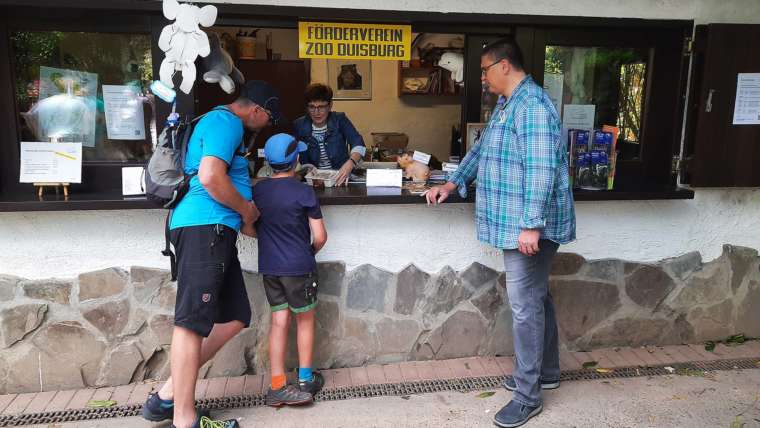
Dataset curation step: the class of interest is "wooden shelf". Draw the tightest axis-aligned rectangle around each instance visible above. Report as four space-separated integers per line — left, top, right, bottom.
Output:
397 62 462 97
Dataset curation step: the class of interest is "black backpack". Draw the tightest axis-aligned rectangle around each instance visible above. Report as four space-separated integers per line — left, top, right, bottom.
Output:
145 107 244 280
144 112 200 281
145 113 200 209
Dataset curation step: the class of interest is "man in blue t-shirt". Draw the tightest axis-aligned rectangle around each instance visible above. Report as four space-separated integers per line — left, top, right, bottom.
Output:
142 81 283 428
253 133 328 407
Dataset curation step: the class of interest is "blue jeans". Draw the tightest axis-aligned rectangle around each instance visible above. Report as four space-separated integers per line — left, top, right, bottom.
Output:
503 239 560 407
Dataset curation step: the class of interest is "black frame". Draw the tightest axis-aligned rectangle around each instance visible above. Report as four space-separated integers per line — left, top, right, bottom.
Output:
529 26 690 190
0 7 155 199
0 1 694 211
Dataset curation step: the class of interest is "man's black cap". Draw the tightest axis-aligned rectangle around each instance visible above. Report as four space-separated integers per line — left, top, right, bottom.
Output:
239 80 284 125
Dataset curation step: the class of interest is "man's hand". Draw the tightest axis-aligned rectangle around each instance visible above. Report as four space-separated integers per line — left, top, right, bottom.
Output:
335 160 354 186
241 201 260 226
517 229 541 256
240 202 259 238
425 182 457 205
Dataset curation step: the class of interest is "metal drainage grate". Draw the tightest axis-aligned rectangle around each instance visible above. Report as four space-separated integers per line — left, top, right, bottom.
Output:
1 358 757 427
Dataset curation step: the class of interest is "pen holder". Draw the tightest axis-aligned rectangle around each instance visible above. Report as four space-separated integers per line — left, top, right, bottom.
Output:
237 36 256 59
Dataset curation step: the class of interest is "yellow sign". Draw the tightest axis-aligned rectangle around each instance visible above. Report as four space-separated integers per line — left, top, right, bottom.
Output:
299 22 411 61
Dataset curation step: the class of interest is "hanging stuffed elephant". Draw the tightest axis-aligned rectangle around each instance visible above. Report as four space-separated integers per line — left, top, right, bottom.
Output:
438 52 465 85
202 33 245 94
157 0 217 94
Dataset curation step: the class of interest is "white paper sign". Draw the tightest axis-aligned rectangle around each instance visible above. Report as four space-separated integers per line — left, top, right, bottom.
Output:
103 85 146 140
733 73 760 125
121 167 145 196
441 162 459 172
19 142 82 183
563 104 595 130
412 150 431 165
543 73 564 116
366 169 402 187
258 148 266 158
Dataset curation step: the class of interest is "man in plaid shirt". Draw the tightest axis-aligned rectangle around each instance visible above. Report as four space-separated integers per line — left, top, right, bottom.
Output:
426 37 575 427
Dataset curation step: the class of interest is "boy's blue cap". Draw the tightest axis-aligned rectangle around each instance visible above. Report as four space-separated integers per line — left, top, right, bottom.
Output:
264 133 307 168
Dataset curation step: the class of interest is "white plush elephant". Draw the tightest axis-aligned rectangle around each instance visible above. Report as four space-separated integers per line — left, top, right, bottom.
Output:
202 33 245 94
438 52 465 85
157 0 217 94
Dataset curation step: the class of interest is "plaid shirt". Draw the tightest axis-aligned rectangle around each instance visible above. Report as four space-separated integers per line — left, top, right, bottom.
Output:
450 76 576 249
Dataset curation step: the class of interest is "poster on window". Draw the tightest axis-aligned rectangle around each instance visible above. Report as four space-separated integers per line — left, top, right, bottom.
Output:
35 66 98 147
543 73 564 117
19 142 82 183
732 73 760 125
103 85 146 140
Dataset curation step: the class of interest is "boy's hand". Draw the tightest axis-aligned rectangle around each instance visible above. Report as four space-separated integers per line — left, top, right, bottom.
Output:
241 222 256 238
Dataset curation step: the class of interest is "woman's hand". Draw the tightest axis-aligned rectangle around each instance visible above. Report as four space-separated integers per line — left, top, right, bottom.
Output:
335 159 354 186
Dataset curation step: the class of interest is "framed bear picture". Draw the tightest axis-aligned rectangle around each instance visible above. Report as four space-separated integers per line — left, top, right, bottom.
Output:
327 59 372 100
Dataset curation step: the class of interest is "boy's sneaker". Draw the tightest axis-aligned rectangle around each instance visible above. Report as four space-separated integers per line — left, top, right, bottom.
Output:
171 415 239 428
493 400 543 428
298 371 325 395
265 384 313 407
141 392 175 422
502 375 560 392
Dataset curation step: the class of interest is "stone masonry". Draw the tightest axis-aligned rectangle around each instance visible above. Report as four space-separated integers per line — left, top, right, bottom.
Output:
0 245 758 394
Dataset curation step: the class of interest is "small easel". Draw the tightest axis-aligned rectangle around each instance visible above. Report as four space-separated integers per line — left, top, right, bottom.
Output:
34 182 70 200
34 136 71 200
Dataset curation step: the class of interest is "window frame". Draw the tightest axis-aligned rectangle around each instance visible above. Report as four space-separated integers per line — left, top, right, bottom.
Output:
0 7 156 199
527 25 691 190
0 2 694 211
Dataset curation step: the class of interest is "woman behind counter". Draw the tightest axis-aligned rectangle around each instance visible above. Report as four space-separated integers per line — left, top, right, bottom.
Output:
293 83 366 185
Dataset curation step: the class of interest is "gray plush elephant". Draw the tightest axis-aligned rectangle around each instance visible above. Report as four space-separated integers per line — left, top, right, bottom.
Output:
203 32 245 94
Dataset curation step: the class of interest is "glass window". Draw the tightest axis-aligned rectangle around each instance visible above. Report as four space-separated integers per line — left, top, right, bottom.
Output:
11 31 155 162
544 46 650 160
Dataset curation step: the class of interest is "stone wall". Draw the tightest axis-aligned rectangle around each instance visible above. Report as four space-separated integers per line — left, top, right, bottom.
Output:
0 245 758 394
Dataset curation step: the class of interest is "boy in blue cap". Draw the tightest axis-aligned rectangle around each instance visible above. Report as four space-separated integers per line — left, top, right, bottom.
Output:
253 133 328 406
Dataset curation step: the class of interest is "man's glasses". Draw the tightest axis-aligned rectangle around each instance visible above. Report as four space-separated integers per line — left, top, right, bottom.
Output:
481 59 504 76
259 106 274 124
307 104 330 113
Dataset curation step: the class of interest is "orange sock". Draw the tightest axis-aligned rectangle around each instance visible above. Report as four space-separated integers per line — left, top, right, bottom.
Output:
271 374 286 390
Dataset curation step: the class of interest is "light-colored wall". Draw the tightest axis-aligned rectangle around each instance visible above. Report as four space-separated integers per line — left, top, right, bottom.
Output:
3 189 760 279
2 0 759 280
310 59 461 161
211 27 300 60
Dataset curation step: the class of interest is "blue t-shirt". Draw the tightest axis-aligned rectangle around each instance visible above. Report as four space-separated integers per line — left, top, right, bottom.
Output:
170 107 251 231
253 177 323 276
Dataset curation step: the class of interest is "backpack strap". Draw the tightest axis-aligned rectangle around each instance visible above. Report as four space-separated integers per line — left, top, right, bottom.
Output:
210 106 247 156
162 210 178 281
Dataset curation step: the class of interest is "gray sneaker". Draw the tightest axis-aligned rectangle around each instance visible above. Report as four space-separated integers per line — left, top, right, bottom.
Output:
502 375 559 391
298 371 325 395
494 400 543 428
265 384 313 407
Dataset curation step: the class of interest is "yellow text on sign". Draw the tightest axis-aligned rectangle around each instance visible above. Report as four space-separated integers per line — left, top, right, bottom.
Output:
299 22 411 61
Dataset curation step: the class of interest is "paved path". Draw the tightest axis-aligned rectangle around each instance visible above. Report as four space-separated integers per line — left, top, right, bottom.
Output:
0 341 758 427
28 369 760 427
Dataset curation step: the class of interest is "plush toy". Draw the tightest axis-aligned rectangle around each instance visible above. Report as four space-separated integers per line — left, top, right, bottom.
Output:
397 151 430 182
157 0 217 94
438 52 464 85
203 33 244 94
